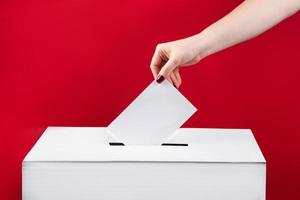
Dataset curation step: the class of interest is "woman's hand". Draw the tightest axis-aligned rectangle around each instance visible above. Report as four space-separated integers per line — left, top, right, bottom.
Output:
150 36 207 88
150 0 300 88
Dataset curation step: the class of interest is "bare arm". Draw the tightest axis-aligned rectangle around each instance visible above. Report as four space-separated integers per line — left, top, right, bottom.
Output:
151 0 300 87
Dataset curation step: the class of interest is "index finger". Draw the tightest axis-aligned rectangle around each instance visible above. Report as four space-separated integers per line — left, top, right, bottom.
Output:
150 49 163 79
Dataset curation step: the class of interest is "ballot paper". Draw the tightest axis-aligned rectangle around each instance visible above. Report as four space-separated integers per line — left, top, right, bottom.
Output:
108 80 197 145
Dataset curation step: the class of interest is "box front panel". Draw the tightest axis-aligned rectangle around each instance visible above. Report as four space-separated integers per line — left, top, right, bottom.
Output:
23 162 265 200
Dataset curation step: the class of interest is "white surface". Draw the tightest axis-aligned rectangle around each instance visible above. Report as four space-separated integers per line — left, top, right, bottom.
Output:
23 127 266 200
24 127 265 163
107 80 197 145
23 162 266 200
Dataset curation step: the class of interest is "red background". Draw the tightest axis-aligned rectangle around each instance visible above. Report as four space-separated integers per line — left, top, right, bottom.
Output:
1 0 300 199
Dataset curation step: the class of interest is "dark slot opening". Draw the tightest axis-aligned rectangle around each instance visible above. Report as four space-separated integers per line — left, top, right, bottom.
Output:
161 143 188 146
109 142 188 146
109 142 125 146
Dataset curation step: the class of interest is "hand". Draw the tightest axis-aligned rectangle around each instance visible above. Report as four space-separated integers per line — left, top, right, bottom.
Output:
150 0 300 88
150 36 205 88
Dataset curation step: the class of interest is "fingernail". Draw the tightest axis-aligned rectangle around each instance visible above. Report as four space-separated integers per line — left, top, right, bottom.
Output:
156 75 165 83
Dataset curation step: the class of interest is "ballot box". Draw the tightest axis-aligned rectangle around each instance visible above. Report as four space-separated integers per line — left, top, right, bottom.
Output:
22 127 266 200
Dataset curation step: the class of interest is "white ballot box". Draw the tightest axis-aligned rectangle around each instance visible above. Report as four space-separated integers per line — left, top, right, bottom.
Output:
22 127 266 200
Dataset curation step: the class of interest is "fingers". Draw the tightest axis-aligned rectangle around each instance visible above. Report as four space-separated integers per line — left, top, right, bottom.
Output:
170 72 180 88
150 45 181 87
166 74 173 85
174 67 182 88
150 49 163 79
168 68 182 88
151 55 181 88
158 58 178 79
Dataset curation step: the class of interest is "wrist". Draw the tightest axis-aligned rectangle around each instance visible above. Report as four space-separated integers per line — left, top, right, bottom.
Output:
191 31 214 60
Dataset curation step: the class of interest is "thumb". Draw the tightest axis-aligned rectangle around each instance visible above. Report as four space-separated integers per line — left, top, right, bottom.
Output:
156 58 178 83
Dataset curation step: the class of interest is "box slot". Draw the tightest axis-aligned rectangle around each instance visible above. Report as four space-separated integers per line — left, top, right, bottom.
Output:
161 143 188 146
109 142 125 146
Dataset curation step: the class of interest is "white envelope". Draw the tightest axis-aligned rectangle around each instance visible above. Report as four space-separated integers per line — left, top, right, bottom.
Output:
108 80 197 145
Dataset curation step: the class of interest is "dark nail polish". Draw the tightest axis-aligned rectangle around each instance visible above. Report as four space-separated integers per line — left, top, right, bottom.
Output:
156 75 165 83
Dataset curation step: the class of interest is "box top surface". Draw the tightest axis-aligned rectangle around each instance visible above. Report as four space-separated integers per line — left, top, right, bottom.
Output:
23 127 265 163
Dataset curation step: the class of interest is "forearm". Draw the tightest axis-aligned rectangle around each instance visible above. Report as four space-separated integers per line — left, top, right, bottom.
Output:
194 0 300 58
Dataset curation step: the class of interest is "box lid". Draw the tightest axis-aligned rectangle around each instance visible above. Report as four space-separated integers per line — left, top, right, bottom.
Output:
23 127 265 163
